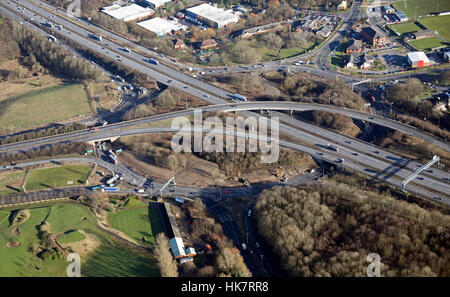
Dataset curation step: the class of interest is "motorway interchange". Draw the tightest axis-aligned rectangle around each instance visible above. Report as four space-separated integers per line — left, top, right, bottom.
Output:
0 0 450 276
0 0 449 203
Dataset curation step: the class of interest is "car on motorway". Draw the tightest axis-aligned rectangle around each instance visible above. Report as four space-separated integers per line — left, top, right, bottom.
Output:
255 242 260 248
336 158 344 163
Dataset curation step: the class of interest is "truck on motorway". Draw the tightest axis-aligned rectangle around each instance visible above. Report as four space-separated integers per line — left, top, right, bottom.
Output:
242 243 247 250
247 209 252 217
232 93 247 101
102 187 119 192
148 58 159 65
175 197 185 204
326 143 339 151
89 34 102 41
108 151 119 165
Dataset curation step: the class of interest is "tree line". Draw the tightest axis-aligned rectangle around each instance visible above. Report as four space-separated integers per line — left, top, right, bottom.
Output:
0 142 91 165
253 179 450 276
11 22 101 80
0 123 86 145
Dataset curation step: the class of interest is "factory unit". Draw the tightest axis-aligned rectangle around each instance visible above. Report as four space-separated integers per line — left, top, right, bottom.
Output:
101 4 154 22
137 17 187 37
407 52 430 68
141 0 172 9
185 3 239 28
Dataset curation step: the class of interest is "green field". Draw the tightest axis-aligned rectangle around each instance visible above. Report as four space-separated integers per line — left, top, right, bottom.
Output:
0 171 25 195
0 83 92 131
262 42 315 60
419 15 450 40
108 200 164 246
408 37 448 51
393 0 450 18
25 165 92 191
0 203 159 276
389 22 422 35
57 229 85 244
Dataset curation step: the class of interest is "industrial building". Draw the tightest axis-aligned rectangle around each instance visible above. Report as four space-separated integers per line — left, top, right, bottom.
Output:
101 4 154 22
412 30 436 40
185 3 239 28
394 11 408 22
407 52 430 68
382 5 395 14
137 17 187 37
141 0 172 9
160 202 196 261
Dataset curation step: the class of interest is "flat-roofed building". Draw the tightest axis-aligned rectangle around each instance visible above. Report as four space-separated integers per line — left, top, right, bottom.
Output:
395 11 408 22
185 3 239 28
142 0 172 9
137 17 187 37
413 30 436 40
101 4 154 22
407 51 430 68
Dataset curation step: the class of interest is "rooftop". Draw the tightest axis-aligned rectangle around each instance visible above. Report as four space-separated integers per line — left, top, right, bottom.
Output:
142 0 172 8
407 51 430 62
101 4 153 21
137 17 187 36
186 3 239 26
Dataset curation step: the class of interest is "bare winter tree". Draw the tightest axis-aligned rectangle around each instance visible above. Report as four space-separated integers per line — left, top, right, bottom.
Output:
154 233 179 277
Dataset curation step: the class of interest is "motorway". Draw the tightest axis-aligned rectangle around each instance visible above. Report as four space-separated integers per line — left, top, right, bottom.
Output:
0 99 449 203
1 0 449 278
2 122 449 204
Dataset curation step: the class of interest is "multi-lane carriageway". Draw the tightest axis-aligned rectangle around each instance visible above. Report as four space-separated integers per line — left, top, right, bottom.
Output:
0 1 449 204
1 113 449 205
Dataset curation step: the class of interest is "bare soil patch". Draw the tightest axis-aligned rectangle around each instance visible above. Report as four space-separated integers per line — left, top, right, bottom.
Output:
63 230 100 258
6 241 21 248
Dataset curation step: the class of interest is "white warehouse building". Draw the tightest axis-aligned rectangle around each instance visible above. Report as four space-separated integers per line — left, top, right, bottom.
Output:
101 4 154 22
138 17 187 37
142 0 172 9
185 3 239 28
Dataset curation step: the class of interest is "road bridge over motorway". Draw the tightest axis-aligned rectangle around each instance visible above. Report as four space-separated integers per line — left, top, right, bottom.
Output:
1 102 448 154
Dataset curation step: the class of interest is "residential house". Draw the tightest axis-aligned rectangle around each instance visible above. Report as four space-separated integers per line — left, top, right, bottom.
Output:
360 54 374 69
174 39 185 50
346 53 357 69
346 39 363 54
316 26 331 38
338 1 348 11
200 39 218 50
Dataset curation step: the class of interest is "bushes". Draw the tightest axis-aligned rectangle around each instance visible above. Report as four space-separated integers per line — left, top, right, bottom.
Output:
12 23 101 80
254 182 450 276
154 233 178 277
312 110 354 132
0 142 91 165
0 123 86 145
